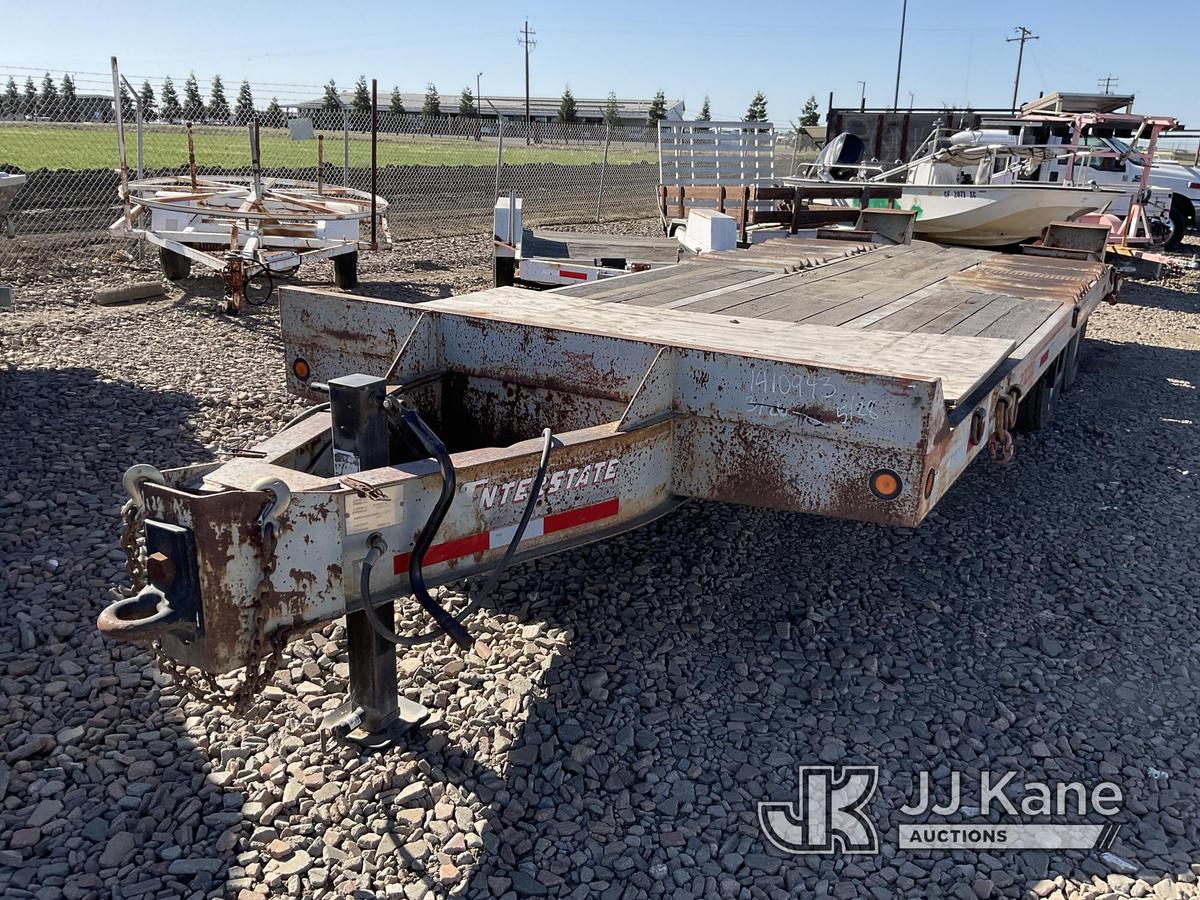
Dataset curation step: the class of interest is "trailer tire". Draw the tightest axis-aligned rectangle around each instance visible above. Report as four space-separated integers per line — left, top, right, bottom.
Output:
1062 322 1087 391
1016 352 1065 433
493 255 516 288
160 248 191 281
333 252 358 289
1015 377 1051 432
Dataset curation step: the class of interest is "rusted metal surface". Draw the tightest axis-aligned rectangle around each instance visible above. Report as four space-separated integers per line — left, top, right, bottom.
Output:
944 255 1107 304
100 237 1119 678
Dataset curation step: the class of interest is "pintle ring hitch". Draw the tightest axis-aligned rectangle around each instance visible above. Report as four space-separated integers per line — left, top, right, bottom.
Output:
99 464 203 645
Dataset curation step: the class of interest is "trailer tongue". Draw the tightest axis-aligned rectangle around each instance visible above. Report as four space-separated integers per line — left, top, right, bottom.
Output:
98 224 1117 743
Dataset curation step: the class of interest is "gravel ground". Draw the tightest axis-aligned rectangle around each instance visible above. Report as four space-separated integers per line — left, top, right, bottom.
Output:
0 231 1198 900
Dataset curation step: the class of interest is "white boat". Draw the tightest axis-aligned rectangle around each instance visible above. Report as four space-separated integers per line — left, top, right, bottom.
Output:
0 172 27 238
785 133 1159 248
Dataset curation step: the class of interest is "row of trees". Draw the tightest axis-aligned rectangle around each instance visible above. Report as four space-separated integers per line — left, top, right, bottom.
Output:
1 71 823 128
698 92 820 126
2 74 78 120
125 75 287 126
0 71 289 126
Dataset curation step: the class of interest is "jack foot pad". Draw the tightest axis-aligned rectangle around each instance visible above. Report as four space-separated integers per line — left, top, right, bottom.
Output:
321 697 431 751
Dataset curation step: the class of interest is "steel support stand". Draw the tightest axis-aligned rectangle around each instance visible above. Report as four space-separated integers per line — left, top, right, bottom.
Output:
324 374 429 747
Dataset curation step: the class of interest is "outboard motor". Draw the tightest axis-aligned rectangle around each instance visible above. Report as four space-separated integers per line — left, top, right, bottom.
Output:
813 132 867 181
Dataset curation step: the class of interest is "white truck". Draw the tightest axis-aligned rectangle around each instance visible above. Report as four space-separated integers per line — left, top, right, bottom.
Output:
980 92 1197 247
1064 134 1200 243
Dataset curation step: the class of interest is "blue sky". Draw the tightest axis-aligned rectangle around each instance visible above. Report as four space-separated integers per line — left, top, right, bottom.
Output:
4 0 1199 125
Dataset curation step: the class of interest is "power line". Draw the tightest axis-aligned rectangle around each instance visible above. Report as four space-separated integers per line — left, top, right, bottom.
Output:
1006 25 1039 112
1097 74 1119 94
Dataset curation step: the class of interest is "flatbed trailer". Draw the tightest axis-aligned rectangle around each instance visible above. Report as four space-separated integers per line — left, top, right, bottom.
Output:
98 224 1116 741
492 196 679 287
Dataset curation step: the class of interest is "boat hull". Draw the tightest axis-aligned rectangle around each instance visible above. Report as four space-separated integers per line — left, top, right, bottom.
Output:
899 185 1107 247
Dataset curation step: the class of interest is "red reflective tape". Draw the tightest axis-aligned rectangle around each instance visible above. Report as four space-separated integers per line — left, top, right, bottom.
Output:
559 269 588 280
1039 350 1050 365
393 532 489 574
391 497 621 573
544 497 620 534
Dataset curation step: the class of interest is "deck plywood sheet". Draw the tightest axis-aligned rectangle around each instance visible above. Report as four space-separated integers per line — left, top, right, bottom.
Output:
422 288 1016 404
668 247 917 315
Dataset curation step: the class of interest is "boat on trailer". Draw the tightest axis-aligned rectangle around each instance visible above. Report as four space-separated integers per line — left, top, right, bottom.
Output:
785 134 1139 247
98 215 1116 742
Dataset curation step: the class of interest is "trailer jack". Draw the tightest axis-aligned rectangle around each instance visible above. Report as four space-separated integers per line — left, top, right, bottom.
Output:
99 371 555 747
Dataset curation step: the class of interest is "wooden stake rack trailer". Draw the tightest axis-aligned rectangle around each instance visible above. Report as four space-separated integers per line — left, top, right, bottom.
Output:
98 222 1117 742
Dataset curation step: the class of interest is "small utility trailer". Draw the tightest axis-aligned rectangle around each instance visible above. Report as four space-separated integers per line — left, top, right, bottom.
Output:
0 171 26 238
98 217 1116 743
493 196 679 287
107 57 390 314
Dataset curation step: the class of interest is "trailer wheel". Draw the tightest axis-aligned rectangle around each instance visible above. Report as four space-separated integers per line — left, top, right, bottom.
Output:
1016 353 1064 432
1016 377 1051 432
333 252 358 289
160 248 191 281
493 255 516 288
1062 322 1087 391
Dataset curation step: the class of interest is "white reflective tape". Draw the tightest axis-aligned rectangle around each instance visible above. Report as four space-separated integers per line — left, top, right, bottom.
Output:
489 516 545 550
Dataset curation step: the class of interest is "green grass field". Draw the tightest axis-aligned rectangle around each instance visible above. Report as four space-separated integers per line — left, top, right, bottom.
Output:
0 125 658 171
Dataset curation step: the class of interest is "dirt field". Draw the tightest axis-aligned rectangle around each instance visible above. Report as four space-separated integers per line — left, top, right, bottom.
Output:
0 231 1198 900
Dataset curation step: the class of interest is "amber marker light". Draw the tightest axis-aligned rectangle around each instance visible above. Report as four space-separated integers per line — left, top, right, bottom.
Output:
869 468 903 501
292 358 311 381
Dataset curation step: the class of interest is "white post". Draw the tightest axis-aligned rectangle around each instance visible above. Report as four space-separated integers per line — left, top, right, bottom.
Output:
110 57 131 227
120 75 144 181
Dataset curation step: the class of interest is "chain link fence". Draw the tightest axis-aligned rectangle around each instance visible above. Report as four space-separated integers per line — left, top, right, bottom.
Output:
0 97 665 262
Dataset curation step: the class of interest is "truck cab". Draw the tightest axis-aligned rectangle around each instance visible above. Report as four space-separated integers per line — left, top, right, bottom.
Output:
1042 132 1195 244
973 93 1191 247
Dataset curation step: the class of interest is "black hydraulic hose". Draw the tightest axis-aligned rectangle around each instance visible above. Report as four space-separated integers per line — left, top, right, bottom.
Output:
474 426 553 606
281 401 330 432
359 417 554 649
396 405 472 648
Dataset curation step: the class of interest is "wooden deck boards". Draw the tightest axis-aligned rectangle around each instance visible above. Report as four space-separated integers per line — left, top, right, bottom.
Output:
427 287 1016 403
444 235 1108 407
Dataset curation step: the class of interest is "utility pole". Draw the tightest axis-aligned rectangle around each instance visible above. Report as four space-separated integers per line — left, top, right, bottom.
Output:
1097 74 1119 95
856 80 866 112
908 90 914 111
892 0 907 112
1007 26 1039 112
476 72 482 106
519 18 536 144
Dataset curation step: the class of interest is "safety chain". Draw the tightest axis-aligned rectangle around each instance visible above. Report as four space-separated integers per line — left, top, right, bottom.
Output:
119 496 285 714
120 500 147 590
988 390 1020 465
227 519 284 714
